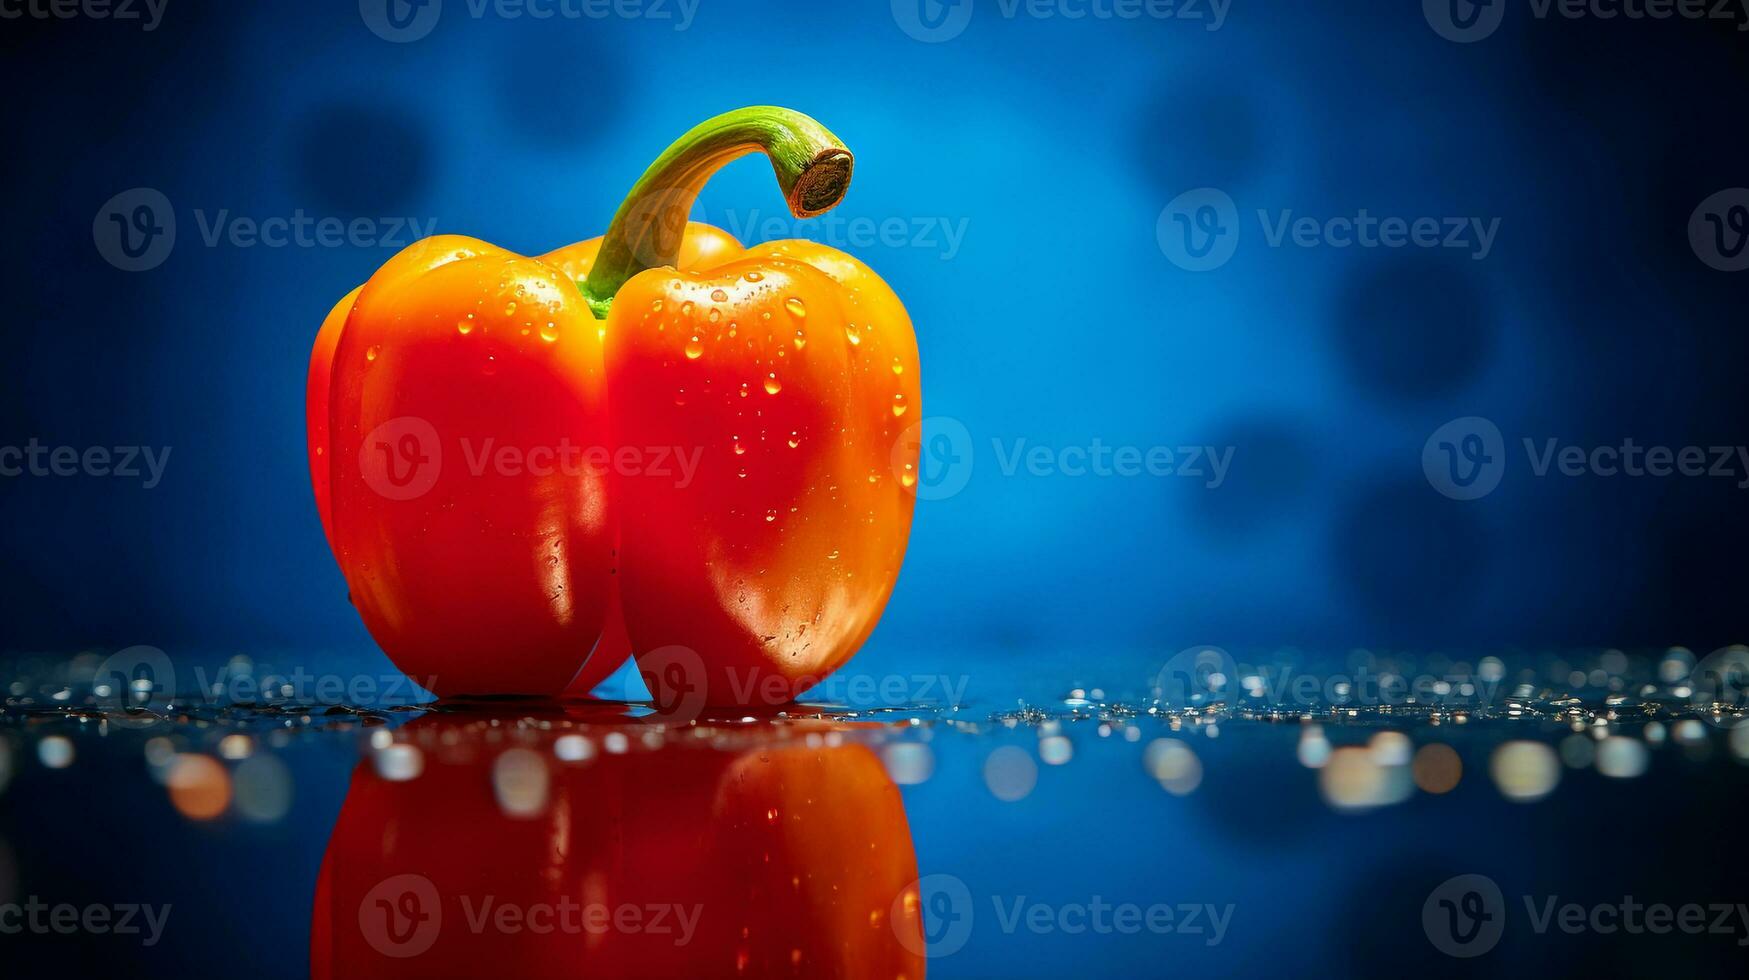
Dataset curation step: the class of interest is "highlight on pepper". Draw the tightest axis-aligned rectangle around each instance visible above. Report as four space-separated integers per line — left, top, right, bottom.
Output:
306 107 921 705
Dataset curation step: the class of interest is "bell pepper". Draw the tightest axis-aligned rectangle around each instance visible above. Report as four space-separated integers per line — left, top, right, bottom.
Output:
312 713 924 976
308 107 920 702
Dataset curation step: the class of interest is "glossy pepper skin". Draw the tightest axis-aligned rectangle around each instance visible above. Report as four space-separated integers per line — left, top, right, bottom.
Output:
310 236 620 697
309 107 919 703
310 712 925 977
604 240 919 709
569 108 918 708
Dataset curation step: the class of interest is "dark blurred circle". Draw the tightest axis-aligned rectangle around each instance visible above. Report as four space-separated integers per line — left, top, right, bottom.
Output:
1134 86 1264 193
1332 478 1487 642
492 32 620 151
1189 417 1316 536
293 103 432 215
1333 253 1492 405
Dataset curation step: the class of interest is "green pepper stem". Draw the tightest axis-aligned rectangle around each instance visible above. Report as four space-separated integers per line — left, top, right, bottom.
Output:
580 106 854 317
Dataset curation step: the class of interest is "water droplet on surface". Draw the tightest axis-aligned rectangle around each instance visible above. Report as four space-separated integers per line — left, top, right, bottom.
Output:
765 510 777 523
711 288 729 302
763 374 782 395
365 345 381 362
456 316 475 335
745 271 763 282
733 439 746 455
787 433 800 448
540 321 558 342
784 297 807 319
708 308 721 324
685 336 704 359
892 393 908 417
845 325 862 346
892 358 904 375
651 299 664 312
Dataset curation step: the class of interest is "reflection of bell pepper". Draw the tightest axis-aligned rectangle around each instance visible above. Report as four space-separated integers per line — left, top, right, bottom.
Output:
308 107 919 700
311 715 925 976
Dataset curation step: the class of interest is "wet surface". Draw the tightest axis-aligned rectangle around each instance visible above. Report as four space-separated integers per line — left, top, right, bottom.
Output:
3 648 1748 976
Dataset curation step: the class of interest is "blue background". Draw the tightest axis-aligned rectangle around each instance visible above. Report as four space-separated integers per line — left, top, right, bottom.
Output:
4 3 1749 979
4 1 1748 675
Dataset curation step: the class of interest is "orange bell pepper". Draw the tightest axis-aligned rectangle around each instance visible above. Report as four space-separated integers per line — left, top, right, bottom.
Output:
307 107 920 702
311 713 925 976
